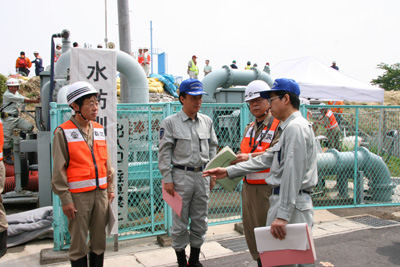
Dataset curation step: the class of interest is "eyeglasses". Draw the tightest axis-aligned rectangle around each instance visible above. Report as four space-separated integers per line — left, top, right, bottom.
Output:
84 101 99 108
267 96 280 105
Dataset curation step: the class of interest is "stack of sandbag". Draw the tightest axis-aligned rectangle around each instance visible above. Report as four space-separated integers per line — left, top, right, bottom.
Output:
148 77 164 93
117 77 121 96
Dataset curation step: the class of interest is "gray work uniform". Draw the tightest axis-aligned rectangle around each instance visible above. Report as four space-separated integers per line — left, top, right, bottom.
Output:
2 90 34 149
158 109 218 250
227 111 318 267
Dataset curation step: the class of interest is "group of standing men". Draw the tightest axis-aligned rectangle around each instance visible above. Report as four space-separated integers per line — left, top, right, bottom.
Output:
15 51 44 77
137 47 151 77
0 76 318 266
160 77 318 267
187 55 213 79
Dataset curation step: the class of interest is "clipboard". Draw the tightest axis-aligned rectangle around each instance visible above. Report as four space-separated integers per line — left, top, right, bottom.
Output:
254 223 316 267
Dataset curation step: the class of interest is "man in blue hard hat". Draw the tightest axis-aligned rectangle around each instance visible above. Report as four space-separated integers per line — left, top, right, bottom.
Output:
204 78 318 267
158 79 218 267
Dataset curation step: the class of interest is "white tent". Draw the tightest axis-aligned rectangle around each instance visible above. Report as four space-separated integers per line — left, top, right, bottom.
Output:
271 56 384 103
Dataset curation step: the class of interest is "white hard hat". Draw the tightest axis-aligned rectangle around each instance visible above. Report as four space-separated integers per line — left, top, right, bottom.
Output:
6 78 20 87
245 80 271 102
67 81 98 105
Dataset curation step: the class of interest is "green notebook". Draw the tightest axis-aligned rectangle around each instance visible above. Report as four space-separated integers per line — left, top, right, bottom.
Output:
205 146 243 192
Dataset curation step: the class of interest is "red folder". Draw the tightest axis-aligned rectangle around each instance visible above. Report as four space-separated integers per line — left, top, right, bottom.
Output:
254 223 316 267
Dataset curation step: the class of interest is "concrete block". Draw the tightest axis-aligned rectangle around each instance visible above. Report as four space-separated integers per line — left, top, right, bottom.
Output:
157 234 172 247
40 248 69 265
234 222 244 234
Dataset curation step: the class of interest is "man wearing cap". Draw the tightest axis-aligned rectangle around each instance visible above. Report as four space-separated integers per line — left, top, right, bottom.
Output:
52 81 115 266
204 78 318 267
188 55 199 79
32 51 44 76
15 51 32 76
158 79 218 267
230 80 280 267
263 62 271 74
230 60 238 69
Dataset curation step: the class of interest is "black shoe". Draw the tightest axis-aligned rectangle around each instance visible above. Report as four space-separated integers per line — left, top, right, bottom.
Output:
70 255 88 267
188 247 203 267
0 230 7 258
175 249 188 267
89 252 104 267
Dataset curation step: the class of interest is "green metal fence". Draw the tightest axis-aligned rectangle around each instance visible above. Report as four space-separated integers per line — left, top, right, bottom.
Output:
51 102 400 250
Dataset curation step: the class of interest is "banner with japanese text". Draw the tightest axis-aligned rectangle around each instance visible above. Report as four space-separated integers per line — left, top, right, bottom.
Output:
70 48 118 234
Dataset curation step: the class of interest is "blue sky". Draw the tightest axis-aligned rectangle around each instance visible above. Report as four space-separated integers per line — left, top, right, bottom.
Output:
1 0 399 85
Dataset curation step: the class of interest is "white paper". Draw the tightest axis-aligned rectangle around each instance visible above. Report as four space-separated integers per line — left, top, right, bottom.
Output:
106 202 116 237
254 223 311 252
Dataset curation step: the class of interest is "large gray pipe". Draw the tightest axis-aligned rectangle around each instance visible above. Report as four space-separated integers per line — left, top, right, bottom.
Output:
317 147 394 201
202 66 274 102
51 49 148 107
117 0 132 103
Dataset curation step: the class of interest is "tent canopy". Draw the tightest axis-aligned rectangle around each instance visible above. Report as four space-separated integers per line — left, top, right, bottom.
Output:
271 56 384 103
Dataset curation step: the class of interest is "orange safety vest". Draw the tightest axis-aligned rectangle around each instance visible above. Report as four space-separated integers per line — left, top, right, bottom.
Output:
325 110 338 130
328 101 344 113
240 118 280 184
0 119 3 161
58 120 108 193
138 53 144 65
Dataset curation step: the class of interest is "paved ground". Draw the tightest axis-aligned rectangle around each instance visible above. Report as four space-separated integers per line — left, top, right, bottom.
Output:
0 207 400 266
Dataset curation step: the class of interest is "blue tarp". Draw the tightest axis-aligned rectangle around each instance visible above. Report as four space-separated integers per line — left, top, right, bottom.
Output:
149 73 178 98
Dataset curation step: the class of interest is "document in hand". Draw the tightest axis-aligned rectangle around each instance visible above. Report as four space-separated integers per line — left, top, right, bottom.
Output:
254 223 316 267
162 180 182 218
106 202 116 237
204 146 243 192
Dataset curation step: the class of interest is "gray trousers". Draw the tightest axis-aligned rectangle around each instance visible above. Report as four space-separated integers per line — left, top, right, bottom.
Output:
267 193 315 267
3 117 34 149
170 168 210 250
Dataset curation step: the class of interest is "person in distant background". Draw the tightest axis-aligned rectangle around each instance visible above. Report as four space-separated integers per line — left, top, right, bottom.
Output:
314 103 341 151
331 61 339 71
15 51 32 76
251 63 258 70
31 51 44 76
73 42 79 48
143 48 151 77
97 44 103 48
188 55 199 79
327 100 344 127
203 59 212 76
245 61 251 70
263 62 271 74
230 60 238 69
54 44 62 62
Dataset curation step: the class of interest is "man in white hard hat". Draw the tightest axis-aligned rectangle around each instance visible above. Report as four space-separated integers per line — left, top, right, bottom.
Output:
230 80 281 267
2 78 40 164
51 81 115 266
143 47 151 77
